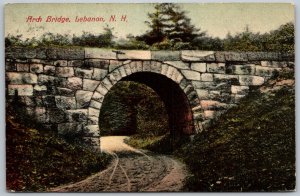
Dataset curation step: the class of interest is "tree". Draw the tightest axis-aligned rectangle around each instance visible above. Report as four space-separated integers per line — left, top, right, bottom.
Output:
138 3 204 48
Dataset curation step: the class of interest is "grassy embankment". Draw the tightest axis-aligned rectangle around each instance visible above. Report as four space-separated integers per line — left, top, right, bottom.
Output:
6 111 111 192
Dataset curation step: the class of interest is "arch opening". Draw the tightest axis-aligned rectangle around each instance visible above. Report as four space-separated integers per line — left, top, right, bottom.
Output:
98 72 195 141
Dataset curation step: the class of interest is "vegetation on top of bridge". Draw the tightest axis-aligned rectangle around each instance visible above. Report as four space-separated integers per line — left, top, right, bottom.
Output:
5 3 294 53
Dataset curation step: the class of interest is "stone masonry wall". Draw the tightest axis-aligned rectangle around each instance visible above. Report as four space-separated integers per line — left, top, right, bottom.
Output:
5 47 294 149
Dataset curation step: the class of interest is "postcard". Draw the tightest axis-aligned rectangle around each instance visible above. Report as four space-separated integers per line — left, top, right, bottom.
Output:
5 3 295 192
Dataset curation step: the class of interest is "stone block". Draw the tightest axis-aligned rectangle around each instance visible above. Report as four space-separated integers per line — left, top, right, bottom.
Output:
37 74 55 85
201 73 213 82
123 64 132 75
224 52 248 62
215 52 226 62
181 50 215 62
66 109 88 122
88 107 100 118
151 51 180 61
181 70 201 80
53 60 68 67
102 77 113 90
204 110 215 119
227 64 256 75
47 48 84 60
183 84 194 95
150 61 162 74
111 69 122 81
129 61 138 73
261 61 287 68
75 90 93 109
68 60 84 67
90 100 102 109
173 70 184 84
92 68 108 80
83 79 100 91
6 72 38 84
231 85 249 94
160 64 169 76
164 61 189 69
88 116 98 125
213 74 239 84
74 68 93 79
56 67 74 77
192 81 215 89
142 61 151 72
85 48 116 59
191 63 206 72
96 83 108 95
166 66 175 79
66 77 83 90
246 52 281 61
33 84 47 92
118 66 127 77
239 75 264 86
255 66 281 77
135 61 143 72
55 96 77 110
207 63 225 73
118 50 151 60
83 125 100 137
7 84 33 96
44 65 56 75
196 89 209 99
92 91 105 103
16 63 30 72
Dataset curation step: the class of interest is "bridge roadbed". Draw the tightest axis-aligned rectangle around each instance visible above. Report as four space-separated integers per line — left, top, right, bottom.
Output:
50 136 188 192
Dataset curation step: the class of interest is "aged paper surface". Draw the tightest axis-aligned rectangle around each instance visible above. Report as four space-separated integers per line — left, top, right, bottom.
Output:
5 3 295 192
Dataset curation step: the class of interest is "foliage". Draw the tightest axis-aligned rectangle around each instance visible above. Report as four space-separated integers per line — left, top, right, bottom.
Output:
6 107 111 192
5 25 115 48
99 81 169 137
137 3 205 49
177 75 295 191
126 133 190 154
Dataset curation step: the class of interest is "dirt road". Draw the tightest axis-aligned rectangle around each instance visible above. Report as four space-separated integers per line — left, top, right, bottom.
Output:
51 136 188 192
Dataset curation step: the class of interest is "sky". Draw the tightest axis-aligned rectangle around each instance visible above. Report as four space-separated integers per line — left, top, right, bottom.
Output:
5 3 294 39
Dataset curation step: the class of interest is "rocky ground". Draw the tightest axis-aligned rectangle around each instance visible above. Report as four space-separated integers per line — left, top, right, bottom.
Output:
50 136 187 192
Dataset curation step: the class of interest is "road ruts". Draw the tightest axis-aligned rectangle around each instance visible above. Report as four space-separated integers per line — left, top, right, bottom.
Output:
50 136 187 192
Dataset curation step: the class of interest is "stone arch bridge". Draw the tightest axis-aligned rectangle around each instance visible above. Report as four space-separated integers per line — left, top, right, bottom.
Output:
5 47 294 149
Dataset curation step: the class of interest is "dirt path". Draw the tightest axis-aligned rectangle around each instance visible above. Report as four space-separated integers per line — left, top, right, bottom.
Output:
50 136 188 192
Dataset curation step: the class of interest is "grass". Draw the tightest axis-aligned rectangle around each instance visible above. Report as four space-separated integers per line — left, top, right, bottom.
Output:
126 133 190 154
6 111 112 192
177 76 295 191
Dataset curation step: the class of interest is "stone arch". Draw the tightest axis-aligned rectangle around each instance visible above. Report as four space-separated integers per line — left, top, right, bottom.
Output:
85 60 205 141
